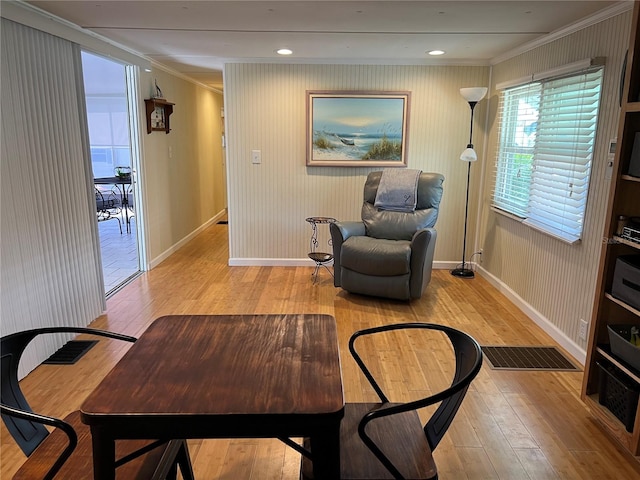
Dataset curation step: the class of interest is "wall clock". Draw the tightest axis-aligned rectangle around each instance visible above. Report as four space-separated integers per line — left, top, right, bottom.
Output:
144 98 175 134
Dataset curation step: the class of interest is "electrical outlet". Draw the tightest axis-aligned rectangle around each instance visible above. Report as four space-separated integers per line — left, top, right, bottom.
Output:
579 319 588 341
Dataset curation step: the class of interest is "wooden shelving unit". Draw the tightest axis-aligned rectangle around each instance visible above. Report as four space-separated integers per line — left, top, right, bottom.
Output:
581 2 640 457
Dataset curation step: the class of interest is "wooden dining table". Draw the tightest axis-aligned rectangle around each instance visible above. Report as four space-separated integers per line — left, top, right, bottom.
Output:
80 314 344 479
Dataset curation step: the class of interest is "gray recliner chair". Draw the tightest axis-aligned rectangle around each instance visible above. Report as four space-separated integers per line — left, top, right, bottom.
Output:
330 171 444 300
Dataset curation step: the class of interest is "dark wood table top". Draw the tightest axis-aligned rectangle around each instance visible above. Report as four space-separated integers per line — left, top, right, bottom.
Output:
81 314 344 437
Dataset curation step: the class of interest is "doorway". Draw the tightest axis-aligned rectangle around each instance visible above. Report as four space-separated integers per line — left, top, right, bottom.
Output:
81 51 141 295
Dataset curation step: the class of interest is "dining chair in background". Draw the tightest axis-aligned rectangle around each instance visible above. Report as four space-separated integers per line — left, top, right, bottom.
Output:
1 327 194 480
95 186 122 234
302 322 483 480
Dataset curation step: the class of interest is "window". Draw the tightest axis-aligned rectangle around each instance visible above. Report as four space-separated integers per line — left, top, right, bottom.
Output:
82 51 132 179
493 63 604 243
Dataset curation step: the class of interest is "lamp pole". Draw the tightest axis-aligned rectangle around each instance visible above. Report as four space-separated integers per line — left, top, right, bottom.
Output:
451 88 487 278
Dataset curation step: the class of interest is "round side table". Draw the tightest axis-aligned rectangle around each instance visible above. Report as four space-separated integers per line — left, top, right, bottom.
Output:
305 217 336 284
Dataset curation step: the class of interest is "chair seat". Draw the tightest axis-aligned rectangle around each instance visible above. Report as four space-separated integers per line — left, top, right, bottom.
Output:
302 402 437 480
13 411 180 479
342 237 411 276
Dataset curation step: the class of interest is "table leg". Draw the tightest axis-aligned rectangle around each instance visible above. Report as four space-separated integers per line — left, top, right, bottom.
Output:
119 182 132 233
309 424 341 479
91 428 116 480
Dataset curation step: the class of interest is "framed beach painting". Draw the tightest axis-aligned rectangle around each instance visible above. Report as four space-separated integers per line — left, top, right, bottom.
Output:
306 91 410 167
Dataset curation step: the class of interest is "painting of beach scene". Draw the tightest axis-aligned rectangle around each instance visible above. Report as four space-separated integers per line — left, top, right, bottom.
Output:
306 91 410 167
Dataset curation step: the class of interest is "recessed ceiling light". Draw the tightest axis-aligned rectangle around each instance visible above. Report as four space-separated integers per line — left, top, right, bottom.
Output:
277 48 293 56
428 50 445 56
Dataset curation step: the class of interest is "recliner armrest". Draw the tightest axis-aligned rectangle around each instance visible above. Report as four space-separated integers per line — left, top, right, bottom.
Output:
330 222 365 288
333 221 366 240
409 228 437 299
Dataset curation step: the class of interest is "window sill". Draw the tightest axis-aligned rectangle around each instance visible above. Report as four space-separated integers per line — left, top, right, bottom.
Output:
490 206 524 223
490 206 581 245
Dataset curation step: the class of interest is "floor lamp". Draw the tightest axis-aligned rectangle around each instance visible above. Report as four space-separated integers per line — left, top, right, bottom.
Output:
451 87 487 278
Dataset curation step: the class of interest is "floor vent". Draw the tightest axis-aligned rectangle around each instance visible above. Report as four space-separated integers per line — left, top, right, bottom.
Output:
218 220 228 224
482 346 580 371
43 340 98 365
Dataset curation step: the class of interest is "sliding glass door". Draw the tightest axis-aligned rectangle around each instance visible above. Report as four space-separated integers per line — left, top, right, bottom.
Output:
81 51 141 295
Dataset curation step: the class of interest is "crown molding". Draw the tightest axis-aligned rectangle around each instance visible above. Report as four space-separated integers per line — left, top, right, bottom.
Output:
2 1 222 92
148 59 223 94
1 0 150 68
223 57 491 67
490 1 633 65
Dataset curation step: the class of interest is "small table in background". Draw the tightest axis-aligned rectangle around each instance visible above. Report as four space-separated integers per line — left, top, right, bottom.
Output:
305 217 336 284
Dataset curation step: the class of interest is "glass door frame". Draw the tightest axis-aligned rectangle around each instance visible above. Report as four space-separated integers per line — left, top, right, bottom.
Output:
125 65 147 272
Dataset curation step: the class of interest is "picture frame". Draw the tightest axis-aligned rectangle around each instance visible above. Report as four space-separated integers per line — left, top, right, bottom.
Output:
306 90 410 167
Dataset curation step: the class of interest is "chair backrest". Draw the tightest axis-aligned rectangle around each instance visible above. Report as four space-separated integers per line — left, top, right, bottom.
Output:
1 330 54 456
95 187 119 212
349 323 482 453
424 325 483 450
362 171 444 240
1 327 136 457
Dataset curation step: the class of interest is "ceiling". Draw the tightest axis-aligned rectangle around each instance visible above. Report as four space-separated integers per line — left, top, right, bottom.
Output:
26 1 625 91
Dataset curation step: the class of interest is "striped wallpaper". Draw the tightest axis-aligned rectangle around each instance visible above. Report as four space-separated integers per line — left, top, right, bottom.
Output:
479 10 632 355
224 63 490 265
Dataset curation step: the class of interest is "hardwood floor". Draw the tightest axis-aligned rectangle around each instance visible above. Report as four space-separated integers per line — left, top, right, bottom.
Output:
2 221 640 479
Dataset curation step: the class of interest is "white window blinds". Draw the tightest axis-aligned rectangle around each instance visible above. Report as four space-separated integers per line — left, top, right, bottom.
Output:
493 65 604 243
494 83 540 218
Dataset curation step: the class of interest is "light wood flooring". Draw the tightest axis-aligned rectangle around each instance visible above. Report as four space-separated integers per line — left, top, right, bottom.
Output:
2 221 640 479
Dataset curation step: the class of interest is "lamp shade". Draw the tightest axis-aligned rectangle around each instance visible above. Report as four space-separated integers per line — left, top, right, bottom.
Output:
460 147 478 162
460 87 488 103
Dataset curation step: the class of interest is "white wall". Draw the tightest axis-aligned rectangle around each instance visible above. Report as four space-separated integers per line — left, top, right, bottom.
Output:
478 10 632 357
224 64 490 265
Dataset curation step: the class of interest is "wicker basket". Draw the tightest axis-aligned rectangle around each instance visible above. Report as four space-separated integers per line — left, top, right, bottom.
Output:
597 361 639 432
608 325 640 372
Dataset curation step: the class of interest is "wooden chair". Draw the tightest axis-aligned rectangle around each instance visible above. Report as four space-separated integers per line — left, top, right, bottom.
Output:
1 327 194 480
302 323 483 480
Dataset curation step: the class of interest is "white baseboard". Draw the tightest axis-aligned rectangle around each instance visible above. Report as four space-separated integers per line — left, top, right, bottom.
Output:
475 265 586 366
226 258 462 268
229 258 319 267
226 259 463 268
149 211 227 269
433 261 465 270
